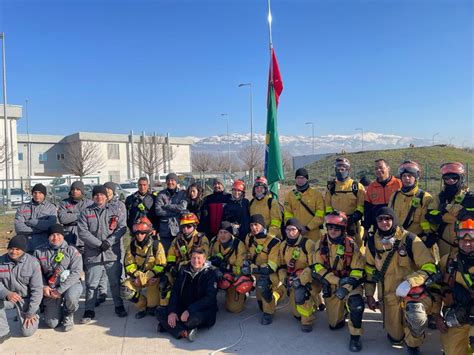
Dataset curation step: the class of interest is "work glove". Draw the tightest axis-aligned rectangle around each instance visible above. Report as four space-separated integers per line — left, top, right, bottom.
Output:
395 280 411 297
335 286 349 300
100 240 111 252
258 266 272 276
241 260 252 276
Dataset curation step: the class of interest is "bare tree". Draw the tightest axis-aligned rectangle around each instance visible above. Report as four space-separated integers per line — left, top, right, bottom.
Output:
0 141 8 165
134 134 174 181
212 154 230 173
281 148 293 173
238 144 264 173
64 141 105 177
192 152 214 174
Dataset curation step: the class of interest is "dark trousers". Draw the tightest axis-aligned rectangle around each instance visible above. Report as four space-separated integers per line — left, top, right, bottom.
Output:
157 307 216 339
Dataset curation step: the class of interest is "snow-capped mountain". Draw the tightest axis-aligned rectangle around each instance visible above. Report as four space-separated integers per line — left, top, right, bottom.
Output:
187 132 431 156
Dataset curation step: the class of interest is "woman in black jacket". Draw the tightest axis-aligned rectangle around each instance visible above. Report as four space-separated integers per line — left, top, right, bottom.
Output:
222 180 250 241
186 183 203 220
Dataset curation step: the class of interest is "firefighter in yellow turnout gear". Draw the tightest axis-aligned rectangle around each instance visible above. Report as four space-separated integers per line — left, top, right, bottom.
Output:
278 218 319 332
432 218 474 355
121 217 167 318
250 176 282 239
304 211 365 352
365 207 438 355
161 213 210 306
389 160 438 262
210 221 249 313
284 168 325 244
243 214 283 325
426 162 471 257
324 158 366 247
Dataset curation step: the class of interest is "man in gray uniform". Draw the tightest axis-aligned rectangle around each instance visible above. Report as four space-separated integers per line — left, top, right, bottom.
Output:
14 183 57 253
155 173 188 252
78 185 128 323
34 224 83 332
0 235 43 343
57 181 93 251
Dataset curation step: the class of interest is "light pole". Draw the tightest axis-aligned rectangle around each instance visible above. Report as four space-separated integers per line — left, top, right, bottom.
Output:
1 32 10 208
221 113 231 175
238 83 254 182
305 122 315 155
25 98 31 177
355 128 364 152
432 132 439 146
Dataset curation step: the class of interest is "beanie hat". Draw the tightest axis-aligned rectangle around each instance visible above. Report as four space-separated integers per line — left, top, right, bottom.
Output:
8 235 28 252
104 182 117 193
219 221 234 235
285 218 304 231
375 206 398 227
48 224 65 236
32 183 47 195
92 185 108 196
166 173 178 182
213 177 224 185
250 214 266 227
70 181 85 194
295 168 309 180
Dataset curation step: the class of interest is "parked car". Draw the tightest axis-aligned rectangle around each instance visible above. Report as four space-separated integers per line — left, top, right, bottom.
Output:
49 185 70 204
119 182 137 196
1 188 31 206
116 184 132 201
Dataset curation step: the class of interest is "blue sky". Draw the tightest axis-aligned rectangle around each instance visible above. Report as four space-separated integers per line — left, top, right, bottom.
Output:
1 0 472 145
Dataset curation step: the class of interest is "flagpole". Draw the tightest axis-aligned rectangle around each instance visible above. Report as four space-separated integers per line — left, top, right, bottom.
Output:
267 0 273 50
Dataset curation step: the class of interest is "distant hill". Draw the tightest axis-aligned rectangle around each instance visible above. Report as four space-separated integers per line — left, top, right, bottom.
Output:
301 145 474 193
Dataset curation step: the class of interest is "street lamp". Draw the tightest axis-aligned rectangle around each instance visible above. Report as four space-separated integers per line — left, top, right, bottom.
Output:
221 113 231 174
305 122 315 155
355 128 364 152
25 98 31 177
432 132 439 146
1 32 11 208
238 83 254 182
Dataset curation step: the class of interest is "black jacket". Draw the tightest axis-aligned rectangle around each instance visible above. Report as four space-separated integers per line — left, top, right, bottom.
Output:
168 263 218 315
125 191 157 231
222 198 250 241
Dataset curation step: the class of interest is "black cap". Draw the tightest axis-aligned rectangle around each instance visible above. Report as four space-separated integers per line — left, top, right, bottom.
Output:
48 224 65 236
295 168 309 180
166 173 178 182
104 182 117 193
32 183 47 195
70 181 85 194
92 185 107 196
8 235 28 252
375 206 398 226
285 218 304 231
250 214 265 227
219 221 234 235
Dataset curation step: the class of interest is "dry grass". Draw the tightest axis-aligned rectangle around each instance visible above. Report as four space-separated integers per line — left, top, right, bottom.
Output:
0 214 15 252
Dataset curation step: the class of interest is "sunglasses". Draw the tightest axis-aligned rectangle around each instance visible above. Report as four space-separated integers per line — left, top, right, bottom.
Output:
376 216 393 222
285 227 298 232
443 175 459 182
327 225 343 230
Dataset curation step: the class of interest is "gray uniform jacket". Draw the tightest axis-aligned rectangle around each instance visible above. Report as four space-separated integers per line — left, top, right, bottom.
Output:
155 189 188 238
0 253 43 316
33 241 83 294
77 202 127 264
14 200 58 251
57 197 94 245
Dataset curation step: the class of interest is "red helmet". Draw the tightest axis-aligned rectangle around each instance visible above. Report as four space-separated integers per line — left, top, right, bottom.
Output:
457 218 474 240
232 180 245 192
398 160 421 178
180 212 199 226
217 272 234 290
324 211 348 228
440 162 465 176
132 217 153 235
254 176 268 187
234 275 254 294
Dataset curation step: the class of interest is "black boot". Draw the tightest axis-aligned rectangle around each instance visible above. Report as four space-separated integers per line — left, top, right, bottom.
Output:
349 335 362 352
115 305 128 318
261 313 273 325
406 346 421 355
135 310 147 319
329 320 345 330
95 293 107 307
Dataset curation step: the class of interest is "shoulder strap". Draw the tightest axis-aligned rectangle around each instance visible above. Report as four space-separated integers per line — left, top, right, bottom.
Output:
267 197 273 211
402 190 424 229
404 232 415 261
367 233 376 258
249 198 255 208
130 240 137 255
265 237 279 253
390 191 399 209
352 181 359 198
378 239 401 279
294 191 315 217
327 180 336 196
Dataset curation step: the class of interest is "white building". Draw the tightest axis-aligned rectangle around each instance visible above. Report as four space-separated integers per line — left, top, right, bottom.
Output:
0 104 21 183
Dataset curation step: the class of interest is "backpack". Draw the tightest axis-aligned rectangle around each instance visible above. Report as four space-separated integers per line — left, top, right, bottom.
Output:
327 179 359 198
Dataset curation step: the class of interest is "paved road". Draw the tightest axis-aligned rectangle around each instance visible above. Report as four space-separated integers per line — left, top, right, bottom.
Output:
0 292 443 354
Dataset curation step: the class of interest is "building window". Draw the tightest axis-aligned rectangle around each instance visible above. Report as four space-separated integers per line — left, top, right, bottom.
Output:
107 144 120 159
56 153 65 161
18 153 23 161
108 170 120 182
39 153 47 163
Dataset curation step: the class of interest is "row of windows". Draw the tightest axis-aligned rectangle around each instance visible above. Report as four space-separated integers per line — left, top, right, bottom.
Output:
17 144 121 162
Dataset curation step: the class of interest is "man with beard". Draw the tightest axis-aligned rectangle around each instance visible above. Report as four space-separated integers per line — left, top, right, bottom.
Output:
125 177 158 233
200 177 230 238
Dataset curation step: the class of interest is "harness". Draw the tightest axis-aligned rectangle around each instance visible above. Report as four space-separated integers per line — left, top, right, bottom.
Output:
176 232 205 260
327 180 359 197
390 189 425 230
248 234 279 264
292 190 316 217
319 234 354 277
130 238 160 271
217 237 240 265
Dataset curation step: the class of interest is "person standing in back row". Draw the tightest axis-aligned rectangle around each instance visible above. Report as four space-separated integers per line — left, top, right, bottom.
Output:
200 178 230 238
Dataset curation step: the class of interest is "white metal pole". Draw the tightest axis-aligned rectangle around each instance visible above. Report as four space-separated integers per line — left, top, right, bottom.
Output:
1 33 10 207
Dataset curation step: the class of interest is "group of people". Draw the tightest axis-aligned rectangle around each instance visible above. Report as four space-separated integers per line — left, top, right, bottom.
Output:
0 158 472 355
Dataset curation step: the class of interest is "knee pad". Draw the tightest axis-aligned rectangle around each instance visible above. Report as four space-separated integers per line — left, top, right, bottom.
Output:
405 302 427 338
256 277 273 303
120 284 138 302
294 285 309 306
347 295 364 329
